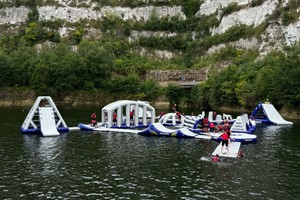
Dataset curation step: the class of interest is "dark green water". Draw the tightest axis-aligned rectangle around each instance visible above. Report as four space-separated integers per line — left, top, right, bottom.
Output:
1 106 300 199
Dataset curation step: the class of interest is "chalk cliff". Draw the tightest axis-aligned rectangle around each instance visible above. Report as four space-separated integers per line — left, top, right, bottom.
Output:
0 0 299 58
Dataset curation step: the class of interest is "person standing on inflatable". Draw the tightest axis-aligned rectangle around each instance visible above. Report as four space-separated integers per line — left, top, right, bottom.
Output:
172 103 177 113
130 110 134 125
159 111 164 119
113 112 117 126
203 117 209 133
91 112 97 126
220 131 230 154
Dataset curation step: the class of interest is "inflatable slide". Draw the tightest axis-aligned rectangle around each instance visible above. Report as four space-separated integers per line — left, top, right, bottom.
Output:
39 107 60 136
251 102 293 125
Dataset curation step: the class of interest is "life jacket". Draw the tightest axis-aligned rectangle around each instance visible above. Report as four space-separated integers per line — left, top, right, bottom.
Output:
210 123 215 128
91 113 96 119
221 132 229 140
212 156 219 162
218 125 223 131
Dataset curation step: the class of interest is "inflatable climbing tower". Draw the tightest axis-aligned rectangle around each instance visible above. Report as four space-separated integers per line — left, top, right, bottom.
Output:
20 96 69 136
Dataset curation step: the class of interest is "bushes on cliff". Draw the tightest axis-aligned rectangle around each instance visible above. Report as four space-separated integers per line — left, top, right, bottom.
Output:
190 42 300 109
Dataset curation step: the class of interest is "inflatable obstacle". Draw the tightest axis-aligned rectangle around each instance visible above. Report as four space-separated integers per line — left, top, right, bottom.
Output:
230 114 256 134
138 123 209 139
101 100 155 128
158 112 185 127
20 96 69 136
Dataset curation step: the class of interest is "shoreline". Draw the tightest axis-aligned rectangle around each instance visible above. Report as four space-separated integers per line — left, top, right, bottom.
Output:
0 88 298 120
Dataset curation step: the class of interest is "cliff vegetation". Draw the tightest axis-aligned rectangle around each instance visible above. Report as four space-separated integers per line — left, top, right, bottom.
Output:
0 0 300 113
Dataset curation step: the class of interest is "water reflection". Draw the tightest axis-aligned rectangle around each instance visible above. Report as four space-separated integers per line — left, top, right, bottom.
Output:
23 134 67 176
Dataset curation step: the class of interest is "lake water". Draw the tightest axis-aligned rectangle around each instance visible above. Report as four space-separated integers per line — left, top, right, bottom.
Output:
0 106 300 199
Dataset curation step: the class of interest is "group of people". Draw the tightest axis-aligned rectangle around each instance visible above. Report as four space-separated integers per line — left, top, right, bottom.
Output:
90 110 134 126
202 118 230 134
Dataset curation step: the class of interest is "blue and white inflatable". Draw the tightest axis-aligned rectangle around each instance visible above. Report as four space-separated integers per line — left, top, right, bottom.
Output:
79 100 156 130
251 102 293 125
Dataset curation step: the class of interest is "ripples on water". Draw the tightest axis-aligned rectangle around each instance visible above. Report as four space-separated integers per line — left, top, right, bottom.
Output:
0 108 299 199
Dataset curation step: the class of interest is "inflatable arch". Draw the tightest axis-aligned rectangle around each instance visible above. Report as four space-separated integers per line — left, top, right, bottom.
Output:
158 113 185 126
101 100 155 128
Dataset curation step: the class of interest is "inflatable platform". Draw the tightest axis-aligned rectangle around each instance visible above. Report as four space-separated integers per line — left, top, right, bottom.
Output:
209 132 257 143
212 141 241 158
78 123 140 134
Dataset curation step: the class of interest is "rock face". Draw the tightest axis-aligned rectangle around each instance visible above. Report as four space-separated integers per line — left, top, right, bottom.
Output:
37 5 186 22
211 0 278 35
283 18 300 46
196 0 251 16
0 1 300 57
0 6 29 25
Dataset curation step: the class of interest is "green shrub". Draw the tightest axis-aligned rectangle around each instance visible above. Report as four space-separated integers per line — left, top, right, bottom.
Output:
221 2 240 18
251 0 264 7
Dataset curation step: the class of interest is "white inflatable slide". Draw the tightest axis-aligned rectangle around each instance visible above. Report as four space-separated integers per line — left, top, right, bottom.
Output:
262 104 293 125
39 107 60 136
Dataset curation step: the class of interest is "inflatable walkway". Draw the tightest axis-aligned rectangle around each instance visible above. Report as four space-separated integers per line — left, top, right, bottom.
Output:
212 141 241 158
209 132 257 143
78 123 140 134
251 102 293 125
138 123 210 139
